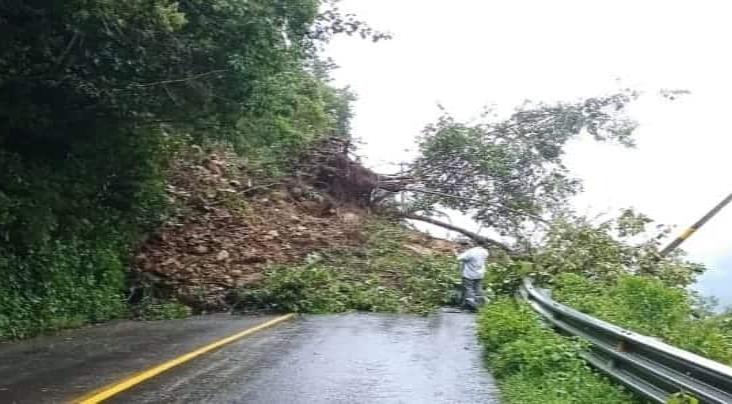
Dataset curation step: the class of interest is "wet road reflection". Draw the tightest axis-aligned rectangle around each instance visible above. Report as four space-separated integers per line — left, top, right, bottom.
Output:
114 311 500 403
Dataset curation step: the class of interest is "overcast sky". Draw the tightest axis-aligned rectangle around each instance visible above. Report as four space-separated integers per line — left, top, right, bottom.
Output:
324 0 732 306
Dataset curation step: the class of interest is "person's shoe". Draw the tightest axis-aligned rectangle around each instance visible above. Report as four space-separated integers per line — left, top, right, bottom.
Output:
465 297 478 308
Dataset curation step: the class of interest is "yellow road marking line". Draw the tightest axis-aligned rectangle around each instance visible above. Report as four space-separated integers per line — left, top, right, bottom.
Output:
73 314 296 404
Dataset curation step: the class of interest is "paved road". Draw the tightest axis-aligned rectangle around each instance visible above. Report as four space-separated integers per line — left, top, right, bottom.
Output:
1 312 500 403
0 314 278 403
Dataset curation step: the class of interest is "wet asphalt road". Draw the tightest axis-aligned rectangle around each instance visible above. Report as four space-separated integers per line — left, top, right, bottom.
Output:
0 314 277 403
1 312 500 404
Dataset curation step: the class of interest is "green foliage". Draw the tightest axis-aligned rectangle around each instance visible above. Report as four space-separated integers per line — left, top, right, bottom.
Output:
499 370 638 404
237 257 457 315
134 298 192 321
491 333 587 379
478 212 715 401
1 0 381 162
533 210 703 287
477 298 542 351
0 0 375 338
410 92 638 237
479 212 722 401
483 260 537 296
480 210 702 306
237 265 349 314
556 274 690 335
667 392 699 404
553 273 732 365
0 128 179 339
236 221 460 315
477 298 637 403
0 240 128 339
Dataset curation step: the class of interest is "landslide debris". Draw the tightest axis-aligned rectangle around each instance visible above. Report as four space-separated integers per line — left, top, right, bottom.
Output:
132 144 453 310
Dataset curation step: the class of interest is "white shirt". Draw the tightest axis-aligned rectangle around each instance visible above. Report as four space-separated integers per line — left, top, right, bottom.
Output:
457 247 489 279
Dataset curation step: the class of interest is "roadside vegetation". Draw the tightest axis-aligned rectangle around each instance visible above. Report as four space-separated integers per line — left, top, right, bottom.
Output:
234 220 460 315
554 273 732 365
479 273 732 404
3 8 724 404
0 0 385 339
478 298 639 404
0 0 660 341
477 210 731 403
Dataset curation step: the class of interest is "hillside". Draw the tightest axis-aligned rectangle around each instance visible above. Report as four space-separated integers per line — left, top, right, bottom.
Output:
0 0 395 339
131 144 458 314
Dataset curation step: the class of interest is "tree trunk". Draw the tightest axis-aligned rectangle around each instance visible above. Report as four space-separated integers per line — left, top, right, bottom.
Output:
403 213 513 252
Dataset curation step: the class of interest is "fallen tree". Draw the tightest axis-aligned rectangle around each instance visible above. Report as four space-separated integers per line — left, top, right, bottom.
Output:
402 213 512 252
297 92 640 250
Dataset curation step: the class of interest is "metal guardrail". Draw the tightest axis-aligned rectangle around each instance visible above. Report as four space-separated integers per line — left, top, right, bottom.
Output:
519 278 732 404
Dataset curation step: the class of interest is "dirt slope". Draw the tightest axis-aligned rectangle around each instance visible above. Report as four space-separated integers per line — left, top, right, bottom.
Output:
132 146 453 309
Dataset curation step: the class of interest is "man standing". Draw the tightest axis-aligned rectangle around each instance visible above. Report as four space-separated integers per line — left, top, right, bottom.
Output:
456 239 489 311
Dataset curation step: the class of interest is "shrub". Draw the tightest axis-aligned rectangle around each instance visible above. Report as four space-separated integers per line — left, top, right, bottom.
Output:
477 298 638 404
0 0 372 339
477 298 538 350
134 299 193 321
533 211 703 288
0 240 128 339
490 331 586 378
500 369 638 404
235 220 461 315
236 257 458 315
236 265 352 314
553 273 732 365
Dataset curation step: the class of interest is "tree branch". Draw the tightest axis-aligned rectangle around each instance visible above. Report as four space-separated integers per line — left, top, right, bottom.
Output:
403 188 550 225
403 213 513 252
121 69 229 90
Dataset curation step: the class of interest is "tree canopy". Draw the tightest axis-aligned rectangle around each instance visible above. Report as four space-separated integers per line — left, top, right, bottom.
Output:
399 92 638 243
534 209 704 287
0 0 384 338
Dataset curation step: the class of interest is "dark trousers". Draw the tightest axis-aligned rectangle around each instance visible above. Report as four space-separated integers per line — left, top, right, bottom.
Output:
461 278 485 311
